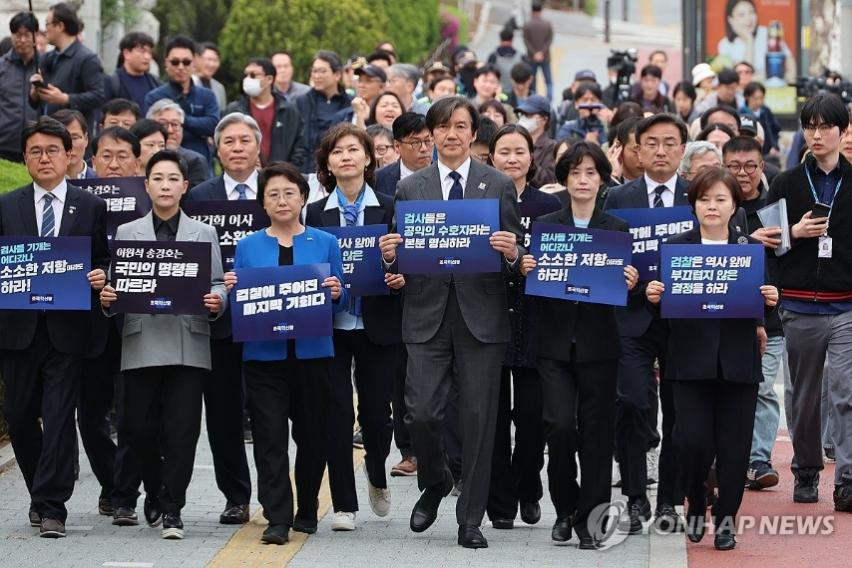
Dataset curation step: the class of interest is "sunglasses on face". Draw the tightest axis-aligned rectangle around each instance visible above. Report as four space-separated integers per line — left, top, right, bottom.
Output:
168 58 193 68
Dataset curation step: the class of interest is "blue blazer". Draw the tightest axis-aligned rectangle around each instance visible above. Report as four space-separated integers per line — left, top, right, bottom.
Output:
374 161 402 197
185 175 227 201
234 225 347 361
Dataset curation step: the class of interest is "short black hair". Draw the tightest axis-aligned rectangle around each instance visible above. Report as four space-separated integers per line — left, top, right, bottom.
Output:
700 105 741 130
426 95 480 135
575 82 603 102
649 49 668 63
499 29 513 42
615 116 642 147
717 68 739 85
247 57 276 79
640 64 663 80
474 64 501 81
49 3 80 36
258 161 310 205
635 113 688 145
473 116 498 146
198 41 219 57
51 109 87 136
688 166 743 209
314 50 343 73
93 126 141 158
478 99 508 123
10 11 38 34
146 149 188 180
672 81 697 102
428 75 455 94
101 98 141 121
722 136 763 157
392 112 428 141
165 35 197 57
129 119 168 142
510 62 532 83
119 31 153 52
487 124 538 182
800 93 849 131
555 141 612 185
735 60 755 73
367 50 393 66
696 122 736 143
21 116 72 154
743 81 766 99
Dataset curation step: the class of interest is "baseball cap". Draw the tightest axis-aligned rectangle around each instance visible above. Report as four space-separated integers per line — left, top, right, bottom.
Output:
574 69 596 81
516 94 551 116
355 64 387 82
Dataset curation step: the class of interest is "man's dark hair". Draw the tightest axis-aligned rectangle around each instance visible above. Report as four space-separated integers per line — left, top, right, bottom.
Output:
635 113 688 145
700 105 741 130
717 68 739 86
510 62 532 83
165 35 197 57
743 81 766 99
474 64 501 81
392 112 428 141
366 50 392 67
672 81 697 102
426 95 480 135
21 116 72 153
649 49 667 63
198 41 219 57
428 75 455 94
146 148 188 180
615 116 642 147
10 12 38 34
722 135 763 157
129 119 168 142
258 161 309 204
800 93 849 131
93 126 141 158
51 109 87 136
101 98 142 121
575 82 603 103
696 123 736 143
499 29 513 42
735 60 755 73
314 50 343 73
555 141 612 184
640 64 663 80
119 31 153 53
474 116 498 146
49 3 80 36
532 1 544 12
248 57 276 80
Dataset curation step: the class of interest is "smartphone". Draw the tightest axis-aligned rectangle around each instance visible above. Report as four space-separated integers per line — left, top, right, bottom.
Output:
811 202 831 219
31 79 48 89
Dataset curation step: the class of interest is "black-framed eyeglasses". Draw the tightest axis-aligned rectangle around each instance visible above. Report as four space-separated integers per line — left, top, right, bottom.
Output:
725 162 761 174
400 138 434 150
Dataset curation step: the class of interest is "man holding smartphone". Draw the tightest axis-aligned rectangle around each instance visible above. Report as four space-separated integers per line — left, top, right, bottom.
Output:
767 93 852 513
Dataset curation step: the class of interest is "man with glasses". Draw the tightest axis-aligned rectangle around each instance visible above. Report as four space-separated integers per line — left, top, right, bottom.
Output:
144 35 219 169
104 32 160 108
51 109 95 179
91 126 141 178
0 12 40 163
146 98 209 188
604 113 690 535
0 116 110 538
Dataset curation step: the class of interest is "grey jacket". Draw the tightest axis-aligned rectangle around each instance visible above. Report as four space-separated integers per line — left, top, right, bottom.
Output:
111 211 227 371
0 49 38 157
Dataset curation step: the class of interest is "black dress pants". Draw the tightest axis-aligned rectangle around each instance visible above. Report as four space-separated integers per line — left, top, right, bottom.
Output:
539 356 617 526
3 320 81 522
487 366 545 521
244 358 330 526
672 379 758 527
327 330 394 512
122 365 204 514
391 345 414 459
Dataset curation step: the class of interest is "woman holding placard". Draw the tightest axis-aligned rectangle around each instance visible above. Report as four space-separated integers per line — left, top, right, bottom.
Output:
645 167 778 551
519 141 639 549
223 161 346 545
306 123 405 532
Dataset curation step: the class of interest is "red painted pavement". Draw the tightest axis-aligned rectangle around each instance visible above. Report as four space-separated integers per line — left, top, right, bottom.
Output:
686 433 849 567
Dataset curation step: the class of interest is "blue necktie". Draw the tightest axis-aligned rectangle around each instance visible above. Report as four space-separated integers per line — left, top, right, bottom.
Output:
235 183 249 200
653 185 666 208
41 193 55 237
448 171 463 200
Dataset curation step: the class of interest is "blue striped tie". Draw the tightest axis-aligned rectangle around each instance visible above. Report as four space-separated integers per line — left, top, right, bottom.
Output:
235 183 249 200
41 193 55 237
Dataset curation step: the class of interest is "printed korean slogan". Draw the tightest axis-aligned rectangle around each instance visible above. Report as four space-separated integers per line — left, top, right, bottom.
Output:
609 206 695 280
69 177 151 239
518 199 561 249
320 225 388 297
182 200 270 270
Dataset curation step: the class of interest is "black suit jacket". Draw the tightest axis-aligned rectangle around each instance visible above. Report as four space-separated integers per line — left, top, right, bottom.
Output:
185 175 228 201
177 147 210 189
531 205 625 363
305 191 402 346
0 184 110 355
375 161 402 197
662 228 765 385
225 93 309 169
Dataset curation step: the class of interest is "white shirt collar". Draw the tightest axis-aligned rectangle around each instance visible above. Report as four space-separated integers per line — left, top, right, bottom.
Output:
34 180 68 204
323 184 381 211
223 170 259 199
644 173 678 195
437 157 472 186
399 160 415 180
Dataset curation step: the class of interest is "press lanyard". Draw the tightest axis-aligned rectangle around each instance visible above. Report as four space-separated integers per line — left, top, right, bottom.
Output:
805 165 843 219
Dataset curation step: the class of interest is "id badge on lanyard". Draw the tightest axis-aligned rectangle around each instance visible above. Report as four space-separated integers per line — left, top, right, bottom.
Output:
805 166 842 259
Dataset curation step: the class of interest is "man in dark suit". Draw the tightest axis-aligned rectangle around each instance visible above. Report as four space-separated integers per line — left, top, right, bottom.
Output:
603 113 689 534
181 112 257 525
375 112 434 197
0 116 110 538
146 98 209 188
379 96 525 548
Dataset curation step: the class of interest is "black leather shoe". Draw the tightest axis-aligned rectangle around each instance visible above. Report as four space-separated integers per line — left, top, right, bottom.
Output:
620 496 650 534
28 506 40 528
457 524 488 548
574 523 599 550
714 528 736 550
98 495 115 516
685 507 706 543
551 516 572 545
112 506 139 526
654 503 683 533
794 471 819 503
261 523 289 545
162 512 184 539
410 476 453 533
220 503 250 524
834 482 852 512
520 501 541 525
144 497 162 527
292 513 317 534
491 518 514 529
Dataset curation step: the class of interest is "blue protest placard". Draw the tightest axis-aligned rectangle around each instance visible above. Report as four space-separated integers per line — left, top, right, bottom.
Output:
519 199 562 249
110 241 212 315
230 263 333 342
0 236 91 310
608 206 695 280
69 176 151 240
319 225 388 297
397 199 501 274
525 222 632 306
182 201 270 270
660 244 765 319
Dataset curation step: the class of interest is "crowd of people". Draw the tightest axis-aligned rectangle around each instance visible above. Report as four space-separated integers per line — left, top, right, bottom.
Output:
0 0 850 556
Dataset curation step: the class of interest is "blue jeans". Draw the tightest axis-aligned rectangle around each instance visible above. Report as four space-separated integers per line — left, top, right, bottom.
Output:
529 59 553 101
750 335 787 464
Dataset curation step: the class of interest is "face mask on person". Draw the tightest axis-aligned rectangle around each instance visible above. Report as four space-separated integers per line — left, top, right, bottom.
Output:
518 115 541 134
242 77 263 97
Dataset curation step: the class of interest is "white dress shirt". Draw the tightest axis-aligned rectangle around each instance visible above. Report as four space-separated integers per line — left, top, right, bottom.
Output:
224 170 259 201
33 181 67 237
437 157 472 200
399 160 415 181
644 173 678 208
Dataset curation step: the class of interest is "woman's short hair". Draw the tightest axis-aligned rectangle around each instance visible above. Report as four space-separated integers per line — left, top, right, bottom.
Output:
315 122 376 192
257 161 309 205
477 99 508 124
368 91 405 127
554 140 612 185
687 167 743 209
487 124 538 183
145 149 188 180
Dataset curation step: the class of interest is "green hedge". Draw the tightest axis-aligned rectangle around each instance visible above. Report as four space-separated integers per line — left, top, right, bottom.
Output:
0 159 30 195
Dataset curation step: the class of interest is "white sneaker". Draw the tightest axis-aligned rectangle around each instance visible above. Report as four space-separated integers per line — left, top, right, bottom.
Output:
331 511 356 531
646 448 659 485
367 478 391 517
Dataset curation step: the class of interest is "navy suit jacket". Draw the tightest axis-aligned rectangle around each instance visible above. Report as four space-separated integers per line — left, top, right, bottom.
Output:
375 161 402 197
185 175 228 201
